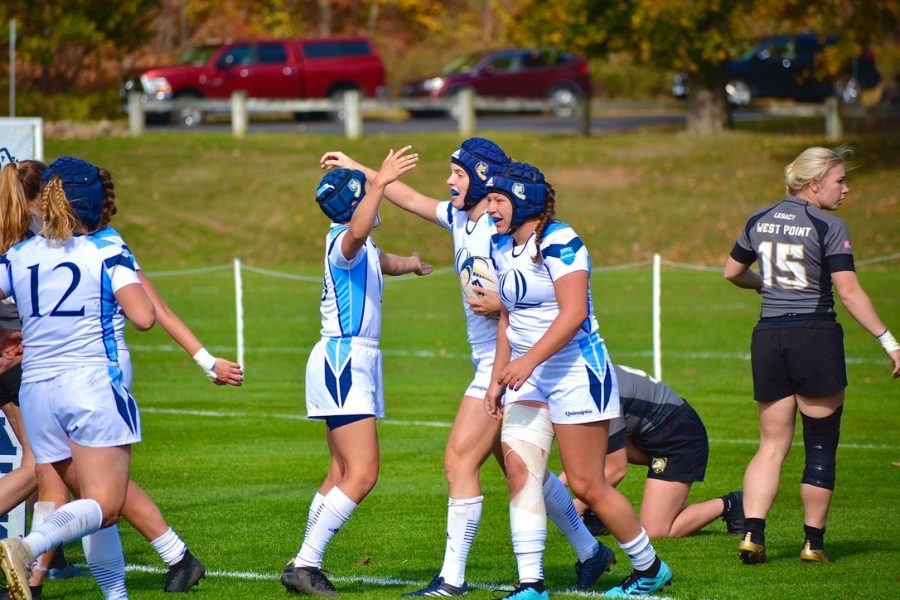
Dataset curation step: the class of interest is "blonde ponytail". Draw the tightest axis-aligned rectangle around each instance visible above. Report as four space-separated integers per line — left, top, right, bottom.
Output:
41 177 78 242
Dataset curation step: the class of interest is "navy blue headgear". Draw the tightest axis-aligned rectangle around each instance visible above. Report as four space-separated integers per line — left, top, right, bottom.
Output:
316 169 367 222
41 156 103 231
450 137 510 209
486 162 548 231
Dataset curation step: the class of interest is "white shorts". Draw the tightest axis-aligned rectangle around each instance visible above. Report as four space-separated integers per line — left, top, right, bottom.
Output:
21 364 142 464
464 342 496 400
306 337 384 418
504 333 620 425
118 346 134 389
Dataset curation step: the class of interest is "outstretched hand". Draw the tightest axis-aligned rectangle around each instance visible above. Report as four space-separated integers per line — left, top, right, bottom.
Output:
213 357 244 386
411 252 433 277
888 349 900 379
320 151 360 171
372 146 418 188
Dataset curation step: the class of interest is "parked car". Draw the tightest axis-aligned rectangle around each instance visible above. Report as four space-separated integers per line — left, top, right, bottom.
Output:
121 36 386 125
672 33 881 106
402 48 592 117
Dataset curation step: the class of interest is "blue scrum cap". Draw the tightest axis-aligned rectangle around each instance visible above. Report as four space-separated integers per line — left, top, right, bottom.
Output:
450 137 510 209
485 162 548 230
41 156 103 231
315 168 367 222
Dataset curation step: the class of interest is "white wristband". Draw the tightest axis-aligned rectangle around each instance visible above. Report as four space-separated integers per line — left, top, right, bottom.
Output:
192 348 218 381
877 330 900 353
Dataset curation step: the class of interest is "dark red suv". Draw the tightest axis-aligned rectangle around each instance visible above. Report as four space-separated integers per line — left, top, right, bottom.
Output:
403 48 592 117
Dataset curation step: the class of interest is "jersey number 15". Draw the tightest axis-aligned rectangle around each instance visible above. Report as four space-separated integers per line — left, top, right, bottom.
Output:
757 241 808 290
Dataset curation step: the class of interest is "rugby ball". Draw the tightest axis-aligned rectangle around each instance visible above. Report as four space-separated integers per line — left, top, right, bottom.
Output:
459 256 499 299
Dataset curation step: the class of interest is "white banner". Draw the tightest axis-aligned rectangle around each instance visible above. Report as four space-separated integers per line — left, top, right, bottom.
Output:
0 117 44 163
0 414 25 538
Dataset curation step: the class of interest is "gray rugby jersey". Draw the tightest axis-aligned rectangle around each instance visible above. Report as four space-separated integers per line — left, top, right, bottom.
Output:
607 365 684 450
730 195 854 318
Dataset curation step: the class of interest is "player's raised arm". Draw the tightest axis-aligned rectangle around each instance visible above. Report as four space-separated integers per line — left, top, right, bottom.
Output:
322 148 441 225
342 147 417 259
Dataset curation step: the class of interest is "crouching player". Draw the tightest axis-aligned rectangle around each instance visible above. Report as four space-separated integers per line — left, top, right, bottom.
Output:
566 364 744 538
281 147 432 597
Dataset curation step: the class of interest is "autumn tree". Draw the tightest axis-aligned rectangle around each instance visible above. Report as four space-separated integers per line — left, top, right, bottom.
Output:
509 0 899 134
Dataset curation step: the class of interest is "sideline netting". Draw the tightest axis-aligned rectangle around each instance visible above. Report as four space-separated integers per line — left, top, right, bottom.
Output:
146 252 899 380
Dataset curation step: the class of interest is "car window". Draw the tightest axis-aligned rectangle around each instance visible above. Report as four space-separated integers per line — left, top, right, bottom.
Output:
178 45 219 66
219 45 254 67
757 37 794 60
258 43 287 64
484 52 520 73
302 40 372 59
522 50 548 69
441 52 486 75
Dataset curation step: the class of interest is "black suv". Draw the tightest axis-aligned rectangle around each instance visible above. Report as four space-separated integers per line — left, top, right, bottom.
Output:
673 34 881 105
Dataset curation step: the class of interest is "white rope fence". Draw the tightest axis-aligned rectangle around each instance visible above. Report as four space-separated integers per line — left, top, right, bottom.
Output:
141 252 898 380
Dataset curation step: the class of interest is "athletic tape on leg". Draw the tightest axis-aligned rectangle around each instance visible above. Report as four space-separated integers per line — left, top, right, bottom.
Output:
502 403 554 530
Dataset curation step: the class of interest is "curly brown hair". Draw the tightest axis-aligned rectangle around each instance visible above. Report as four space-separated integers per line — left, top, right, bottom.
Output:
531 183 556 264
96 167 118 230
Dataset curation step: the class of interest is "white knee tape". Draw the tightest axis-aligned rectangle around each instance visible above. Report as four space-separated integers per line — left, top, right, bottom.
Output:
503 404 554 531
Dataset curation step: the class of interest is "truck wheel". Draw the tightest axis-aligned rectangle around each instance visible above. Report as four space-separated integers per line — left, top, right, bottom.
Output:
174 92 204 126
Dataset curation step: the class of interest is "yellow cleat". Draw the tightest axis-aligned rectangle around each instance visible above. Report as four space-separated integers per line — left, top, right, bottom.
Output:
738 532 767 564
0 538 34 600
800 540 830 563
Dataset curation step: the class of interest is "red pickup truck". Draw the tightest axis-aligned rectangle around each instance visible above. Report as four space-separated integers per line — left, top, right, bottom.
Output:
122 36 386 124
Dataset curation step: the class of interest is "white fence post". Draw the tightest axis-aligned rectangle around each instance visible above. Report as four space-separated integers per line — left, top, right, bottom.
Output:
652 253 662 380
457 88 475 137
128 92 145 136
234 258 245 371
825 97 843 142
344 90 362 140
232 91 248 138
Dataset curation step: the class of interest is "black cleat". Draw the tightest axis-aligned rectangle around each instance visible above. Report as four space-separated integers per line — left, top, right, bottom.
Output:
582 510 609 537
722 491 745 535
163 549 205 592
281 562 339 597
574 543 616 589
402 575 468 596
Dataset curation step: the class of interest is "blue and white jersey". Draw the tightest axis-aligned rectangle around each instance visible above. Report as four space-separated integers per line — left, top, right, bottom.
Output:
436 201 497 349
0 234 140 383
318 224 383 340
93 226 142 351
491 221 600 355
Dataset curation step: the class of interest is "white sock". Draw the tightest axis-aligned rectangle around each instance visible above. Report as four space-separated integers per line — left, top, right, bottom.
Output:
83 525 128 599
543 472 599 562
619 528 657 572
303 492 327 541
24 499 103 558
27 501 57 566
437 496 482 587
150 528 187 566
511 529 545 583
294 487 357 568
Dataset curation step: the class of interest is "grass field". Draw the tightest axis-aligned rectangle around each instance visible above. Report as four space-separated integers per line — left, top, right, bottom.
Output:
22 124 900 598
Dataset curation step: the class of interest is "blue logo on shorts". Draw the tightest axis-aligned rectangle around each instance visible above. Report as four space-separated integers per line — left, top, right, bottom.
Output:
559 246 576 265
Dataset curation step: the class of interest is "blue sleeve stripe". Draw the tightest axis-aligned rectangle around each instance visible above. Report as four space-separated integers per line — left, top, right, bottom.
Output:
541 237 584 259
104 253 137 272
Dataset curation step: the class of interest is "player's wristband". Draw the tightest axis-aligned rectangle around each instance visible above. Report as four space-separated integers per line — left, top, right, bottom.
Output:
192 348 218 381
877 329 900 353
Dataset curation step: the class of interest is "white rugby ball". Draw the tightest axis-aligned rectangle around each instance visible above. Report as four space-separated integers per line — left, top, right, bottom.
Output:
459 256 499 299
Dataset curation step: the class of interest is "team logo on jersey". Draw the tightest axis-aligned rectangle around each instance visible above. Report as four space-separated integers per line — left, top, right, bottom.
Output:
348 178 362 198
559 246 576 265
512 183 526 200
651 456 668 474
843 240 851 249
475 161 489 181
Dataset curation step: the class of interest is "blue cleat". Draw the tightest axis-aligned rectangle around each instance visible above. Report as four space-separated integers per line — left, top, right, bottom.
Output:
496 584 550 599
575 543 616 589
402 575 468 596
603 560 672 597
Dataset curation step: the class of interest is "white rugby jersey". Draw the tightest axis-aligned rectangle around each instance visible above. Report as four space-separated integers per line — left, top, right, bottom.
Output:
0 234 140 383
436 201 497 349
93 226 142 350
491 221 600 354
318 224 383 340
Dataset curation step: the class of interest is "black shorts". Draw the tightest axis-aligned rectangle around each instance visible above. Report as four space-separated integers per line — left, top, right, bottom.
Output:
0 364 21 407
751 319 846 402
632 402 709 483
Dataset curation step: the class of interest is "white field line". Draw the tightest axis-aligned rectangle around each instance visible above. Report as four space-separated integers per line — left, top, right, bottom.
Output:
140 407 899 451
129 343 890 366
120 563 669 598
